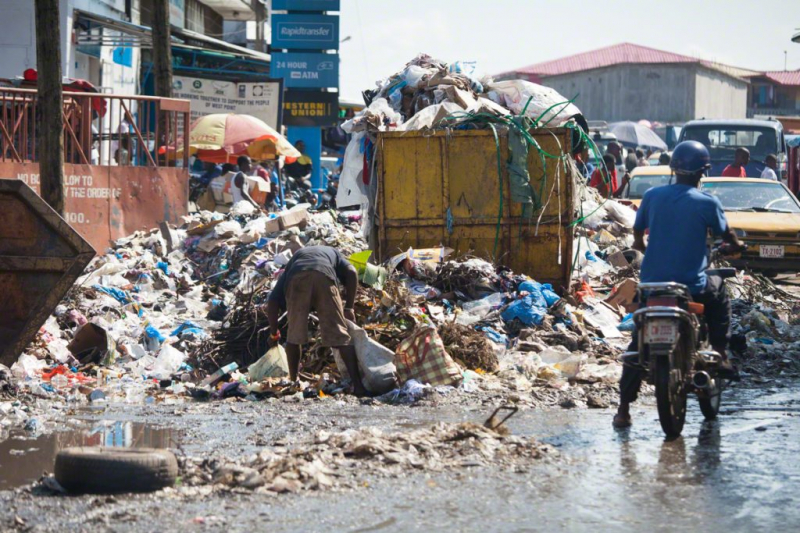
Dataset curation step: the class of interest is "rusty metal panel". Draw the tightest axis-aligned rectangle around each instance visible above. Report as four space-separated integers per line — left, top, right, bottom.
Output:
0 163 188 252
0 179 95 366
377 128 574 290
109 166 188 239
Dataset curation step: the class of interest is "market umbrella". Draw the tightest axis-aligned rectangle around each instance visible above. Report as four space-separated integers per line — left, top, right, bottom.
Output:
608 121 667 151
187 113 300 163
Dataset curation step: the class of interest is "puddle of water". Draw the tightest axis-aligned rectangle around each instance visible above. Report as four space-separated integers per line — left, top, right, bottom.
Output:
0 421 178 490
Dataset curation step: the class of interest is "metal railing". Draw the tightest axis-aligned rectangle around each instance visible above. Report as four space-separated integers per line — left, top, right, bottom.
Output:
0 87 190 167
747 106 800 118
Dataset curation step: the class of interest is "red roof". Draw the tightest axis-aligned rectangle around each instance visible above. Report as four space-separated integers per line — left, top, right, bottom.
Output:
509 43 699 77
752 71 800 86
500 43 756 81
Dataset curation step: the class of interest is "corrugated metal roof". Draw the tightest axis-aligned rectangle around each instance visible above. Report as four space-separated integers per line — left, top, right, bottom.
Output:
752 71 800 86
500 43 756 81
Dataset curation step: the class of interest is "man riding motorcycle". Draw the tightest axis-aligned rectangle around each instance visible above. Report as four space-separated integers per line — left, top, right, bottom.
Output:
613 140 745 429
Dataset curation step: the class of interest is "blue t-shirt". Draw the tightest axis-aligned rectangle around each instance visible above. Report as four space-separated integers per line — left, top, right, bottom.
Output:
635 184 728 294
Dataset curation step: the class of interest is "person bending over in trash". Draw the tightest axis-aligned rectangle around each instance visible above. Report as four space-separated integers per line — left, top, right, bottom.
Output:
613 141 744 429
266 246 367 396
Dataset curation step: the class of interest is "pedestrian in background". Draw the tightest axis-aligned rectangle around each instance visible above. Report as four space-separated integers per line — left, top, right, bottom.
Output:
721 148 749 177
761 154 779 181
636 149 650 167
624 147 639 172
590 154 618 197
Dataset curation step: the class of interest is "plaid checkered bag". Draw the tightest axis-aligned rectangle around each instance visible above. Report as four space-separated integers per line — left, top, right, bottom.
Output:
394 326 463 387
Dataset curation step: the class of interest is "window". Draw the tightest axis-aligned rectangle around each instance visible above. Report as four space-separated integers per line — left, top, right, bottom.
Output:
681 126 778 161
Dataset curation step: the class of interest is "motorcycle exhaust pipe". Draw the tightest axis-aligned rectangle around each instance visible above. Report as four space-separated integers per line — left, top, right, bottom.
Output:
693 371 711 389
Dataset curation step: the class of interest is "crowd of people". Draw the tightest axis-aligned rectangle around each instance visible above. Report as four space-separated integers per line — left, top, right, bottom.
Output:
189 140 342 214
576 138 781 200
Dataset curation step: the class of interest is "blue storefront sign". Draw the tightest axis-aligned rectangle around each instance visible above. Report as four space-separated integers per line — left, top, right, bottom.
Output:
271 52 338 89
271 14 339 50
272 0 340 11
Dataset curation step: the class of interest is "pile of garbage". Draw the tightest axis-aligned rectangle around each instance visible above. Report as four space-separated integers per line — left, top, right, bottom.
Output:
335 53 586 214
730 294 800 379
3 191 641 415
177 422 553 494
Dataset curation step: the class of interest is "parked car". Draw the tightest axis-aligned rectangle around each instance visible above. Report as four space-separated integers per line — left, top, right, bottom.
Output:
618 165 673 208
701 177 800 274
679 119 787 179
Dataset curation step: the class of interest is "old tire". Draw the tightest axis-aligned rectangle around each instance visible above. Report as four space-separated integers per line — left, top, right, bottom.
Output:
622 249 644 269
55 447 178 494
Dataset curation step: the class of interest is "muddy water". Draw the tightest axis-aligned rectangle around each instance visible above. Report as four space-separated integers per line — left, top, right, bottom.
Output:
0 421 178 490
1 384 798 532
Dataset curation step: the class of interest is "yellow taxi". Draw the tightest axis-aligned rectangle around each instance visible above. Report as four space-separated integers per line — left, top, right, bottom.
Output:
701 177 800 274
618 165 672 208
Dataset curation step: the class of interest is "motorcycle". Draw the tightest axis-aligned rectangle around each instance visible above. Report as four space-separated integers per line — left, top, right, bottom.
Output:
622 246 742 437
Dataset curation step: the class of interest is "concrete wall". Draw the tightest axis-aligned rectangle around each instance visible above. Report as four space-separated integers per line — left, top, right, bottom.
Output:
0 0 71 78
693 66 748 119
542 64 697 123
0 0 139 97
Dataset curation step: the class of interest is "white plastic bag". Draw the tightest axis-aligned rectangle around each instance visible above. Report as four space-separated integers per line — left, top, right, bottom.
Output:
487 80 581 125
604 200 637 228
151 344 186 380
248 345 289 381
334 321 397 394
336 132 369 209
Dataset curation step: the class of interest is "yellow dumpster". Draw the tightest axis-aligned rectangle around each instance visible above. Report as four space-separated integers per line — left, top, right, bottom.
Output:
374 128 575 290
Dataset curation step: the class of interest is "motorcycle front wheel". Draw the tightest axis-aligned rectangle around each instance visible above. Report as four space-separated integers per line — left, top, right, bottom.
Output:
698 378 723 420
655 354 687 437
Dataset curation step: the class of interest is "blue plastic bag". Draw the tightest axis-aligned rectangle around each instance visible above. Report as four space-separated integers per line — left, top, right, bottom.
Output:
618 313 635 332
156 261 170 275
93 285 131 305
518 280 560 307
501 295 546 326
477 326 509 346
145 325 166 344
170 321 206 339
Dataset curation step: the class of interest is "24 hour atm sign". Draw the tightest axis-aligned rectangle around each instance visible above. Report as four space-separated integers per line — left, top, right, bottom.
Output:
271 53 338 88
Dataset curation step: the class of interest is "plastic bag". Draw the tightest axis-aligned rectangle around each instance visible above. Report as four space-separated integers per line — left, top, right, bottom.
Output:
487 80 581 125
605 200 637 228
402 65 431 89
394 326 463 387
334 321 397 394
518 280 560 307
501 294 547 326
457 293 505 325
151 344 186 380
336 132 369 209
248 345 290 381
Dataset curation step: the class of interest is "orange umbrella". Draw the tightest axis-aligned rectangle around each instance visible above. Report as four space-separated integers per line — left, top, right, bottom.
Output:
185 113 300 163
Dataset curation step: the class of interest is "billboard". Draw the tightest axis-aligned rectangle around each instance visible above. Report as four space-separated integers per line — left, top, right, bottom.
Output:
270 52 338 89
173 76 283 130
283 91 338 127
271 14 339 50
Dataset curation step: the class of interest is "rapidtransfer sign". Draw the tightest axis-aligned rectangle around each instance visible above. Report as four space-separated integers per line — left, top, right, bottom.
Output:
271 14 339 50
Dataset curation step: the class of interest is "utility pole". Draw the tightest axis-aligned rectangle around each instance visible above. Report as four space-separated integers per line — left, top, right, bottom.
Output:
34 0 65 214
152 0 173 98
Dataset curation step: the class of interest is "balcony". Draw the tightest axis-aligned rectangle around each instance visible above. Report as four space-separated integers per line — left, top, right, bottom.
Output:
748 106 800 118
197 0 257 20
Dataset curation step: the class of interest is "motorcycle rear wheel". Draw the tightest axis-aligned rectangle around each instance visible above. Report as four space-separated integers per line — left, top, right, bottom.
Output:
655 355 687 437
698 378 723 420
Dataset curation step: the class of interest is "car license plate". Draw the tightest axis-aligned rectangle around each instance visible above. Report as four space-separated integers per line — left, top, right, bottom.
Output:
645 320 679 344
759 245 785 259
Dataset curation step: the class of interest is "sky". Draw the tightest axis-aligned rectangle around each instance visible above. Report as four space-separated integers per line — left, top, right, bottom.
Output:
335 0 800 101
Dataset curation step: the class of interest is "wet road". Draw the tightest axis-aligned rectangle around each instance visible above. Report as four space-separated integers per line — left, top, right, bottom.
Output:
2 382 799 532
